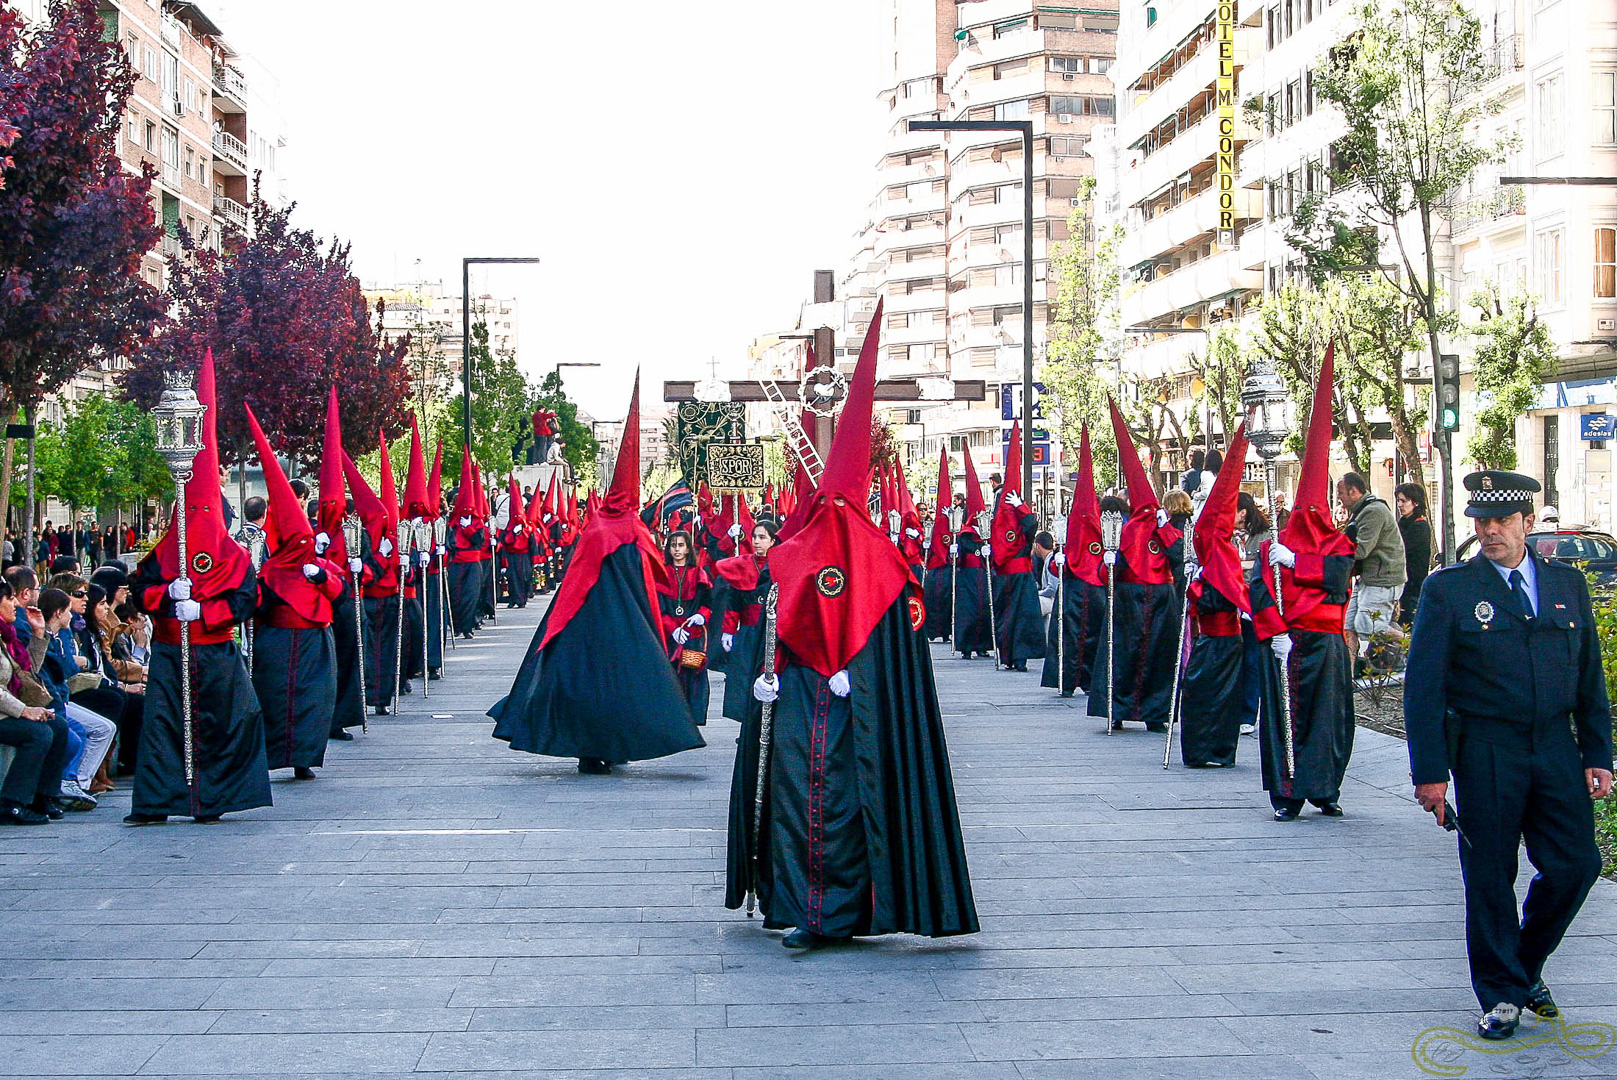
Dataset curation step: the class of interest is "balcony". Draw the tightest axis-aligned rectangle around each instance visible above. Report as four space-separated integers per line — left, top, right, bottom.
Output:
1121 246 1263 326
213 194 249 232
1118 25 1259 151
888 254 947 282
1483 35 1524 83
1120 186 1264 269
159 233 183 259
212 63 247 113
211 130 247 175
1451 184 1527 238
1130 110 1258 209
875 222 945 256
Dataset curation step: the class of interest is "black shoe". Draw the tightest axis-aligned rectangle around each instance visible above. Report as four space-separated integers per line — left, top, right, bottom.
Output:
429 669 443 681
123 812 167 826
375 705 390 716
401 682 413 695
44 799 73 818
1059 690 1074 698
1526 981 1559 1019
782 929 841 950
1273 806 1300 822
577 757 612 775
1477 1003 1520 1040
1314 802 1344 818
193 814 223 825
330 730 354 741
1109 720 1124 732
462 632 474 640
1010 662 1028 672
294 767 316 780
1145 721 1168 733
0 804 48 826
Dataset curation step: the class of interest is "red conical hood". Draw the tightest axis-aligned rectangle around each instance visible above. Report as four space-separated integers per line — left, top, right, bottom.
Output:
506 474 524 529
378 431 401 534
525 480 544 527
1064 425 1105 586
450 446 478 521
1283 342 1339 552
894 455 919 520
403 418 430 520
1108 397 1159 512
317 384 348 565
926 450 952 570
1109 397 1177 585
815 298 883 503
427 441 444 517
1001 423 1023 497
247 403 331 624
604 370 642 514
146 350 251 599
990 422 1029 571
1194 423 1250 614
960 442 987 524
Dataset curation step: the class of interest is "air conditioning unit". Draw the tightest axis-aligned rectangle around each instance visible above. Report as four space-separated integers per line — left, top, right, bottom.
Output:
1062 73 1075 81
1057 113 1074 123
1599 317 1617 332
1053 155 1065 163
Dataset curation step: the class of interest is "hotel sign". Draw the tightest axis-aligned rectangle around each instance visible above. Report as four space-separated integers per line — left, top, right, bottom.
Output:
1215 0 1237 247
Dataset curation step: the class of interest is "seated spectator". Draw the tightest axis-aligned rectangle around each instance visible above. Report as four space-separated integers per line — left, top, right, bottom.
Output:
32 588 116 811
0 580 72 825
82 584 144 786
4 567 38 651
114 602 151 669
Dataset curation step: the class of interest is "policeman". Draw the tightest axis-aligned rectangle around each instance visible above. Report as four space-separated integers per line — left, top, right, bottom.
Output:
1405 470 1613 1041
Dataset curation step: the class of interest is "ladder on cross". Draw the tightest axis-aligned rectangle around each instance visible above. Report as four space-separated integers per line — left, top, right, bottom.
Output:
760 380 825 484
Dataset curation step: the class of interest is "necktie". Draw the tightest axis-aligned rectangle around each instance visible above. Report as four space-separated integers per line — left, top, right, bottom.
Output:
1508 568 1534 620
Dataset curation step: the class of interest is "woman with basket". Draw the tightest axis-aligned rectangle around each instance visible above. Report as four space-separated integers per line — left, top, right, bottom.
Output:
658 531 713 727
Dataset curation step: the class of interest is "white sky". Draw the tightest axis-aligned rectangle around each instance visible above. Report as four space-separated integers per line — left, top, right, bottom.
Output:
207 0 886 421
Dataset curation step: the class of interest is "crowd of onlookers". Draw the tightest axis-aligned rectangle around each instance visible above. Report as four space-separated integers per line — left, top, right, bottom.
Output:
2 520 154 572
0 541 152 826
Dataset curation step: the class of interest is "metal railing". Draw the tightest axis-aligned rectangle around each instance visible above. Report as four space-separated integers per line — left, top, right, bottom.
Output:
212 194 249 232
1486 35 1523 77
211 130 247 171
212 63 248 102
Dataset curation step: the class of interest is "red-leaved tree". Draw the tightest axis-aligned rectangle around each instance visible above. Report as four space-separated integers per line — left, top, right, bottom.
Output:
124 178 412 476
0 0 166 540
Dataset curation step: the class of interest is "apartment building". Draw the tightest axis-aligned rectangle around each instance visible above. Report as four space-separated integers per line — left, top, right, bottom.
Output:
1450 0 1617 529
365 281 520 384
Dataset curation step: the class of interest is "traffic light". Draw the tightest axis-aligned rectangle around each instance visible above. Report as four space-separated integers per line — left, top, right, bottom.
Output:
1436 353 1461 433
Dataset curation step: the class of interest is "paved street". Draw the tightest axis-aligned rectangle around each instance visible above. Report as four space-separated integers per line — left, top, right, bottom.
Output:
1 597 1614 1079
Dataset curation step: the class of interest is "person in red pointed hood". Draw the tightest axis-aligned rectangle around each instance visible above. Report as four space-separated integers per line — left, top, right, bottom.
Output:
1041 425 1107 697
315 387 369 739
708 512 778 725
444 448 488 639
1087 400 1186 733
523 478 550 592
1250 345 1357 821
1178 423 1253 768
724 298 978 948
490 371 704 775
892 457 924 577
388 428 429 695
344 441 411 714
244 404 344 777
948 443 995 659
128 351 271 824
420 438 448 681
500 474 535 609
987 423 1047 671
473 462 499 623
921 450 954 642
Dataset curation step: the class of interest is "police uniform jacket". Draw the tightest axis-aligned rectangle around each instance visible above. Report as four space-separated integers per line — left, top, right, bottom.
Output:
1404 550 1613 786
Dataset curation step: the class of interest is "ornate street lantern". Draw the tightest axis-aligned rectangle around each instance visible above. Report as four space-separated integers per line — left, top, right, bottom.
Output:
151 369 208 785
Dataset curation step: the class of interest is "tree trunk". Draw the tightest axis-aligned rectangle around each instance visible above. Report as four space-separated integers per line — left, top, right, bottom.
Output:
1388 407 1425 489
24 402 36 574
1419 203 1454 566
0 399 14 538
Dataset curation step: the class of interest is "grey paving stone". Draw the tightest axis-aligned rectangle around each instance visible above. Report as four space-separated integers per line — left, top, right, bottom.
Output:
137 1032 433 1074
416 1028 697 1071
0 1034 168 1075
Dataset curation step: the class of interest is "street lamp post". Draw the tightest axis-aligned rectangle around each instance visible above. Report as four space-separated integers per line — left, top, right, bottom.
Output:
909 119 1035 499
462 257 541 450
152 370 207 788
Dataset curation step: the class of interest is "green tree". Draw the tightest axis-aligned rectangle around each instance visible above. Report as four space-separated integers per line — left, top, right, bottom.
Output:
531 368 600 478
30 395 169 521
1466 287 1556 470
1042 183 1122 484
1187 324 1248 444
466 316 533 473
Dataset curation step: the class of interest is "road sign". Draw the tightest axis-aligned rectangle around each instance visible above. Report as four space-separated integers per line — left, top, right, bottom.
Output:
1000 381 1046 422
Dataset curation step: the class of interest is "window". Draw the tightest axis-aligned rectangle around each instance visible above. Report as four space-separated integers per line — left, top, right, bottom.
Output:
1268 5 1281 48
994 264 1022 286
994 59 1029 79
994 99 1030 121
1536 73 1564 159
1050 56 1084 74
1535 227 1565 306
993 182 1023 203
142 44 157 83
1596 227 1616 299
144 120 155 152
1304 70 1315 115
125 32 138 65
907 343 935 364
1038 12 1076 29
183 144 193 179
1093 59 1111 75
994 224 1024 246
126 111 138 144
1596 72 1616 146
183 76 195 112
1049 135 1089 157
1051 95 1110 117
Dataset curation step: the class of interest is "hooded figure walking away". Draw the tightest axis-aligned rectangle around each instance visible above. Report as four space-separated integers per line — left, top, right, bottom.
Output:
724 301 978 950
950 445 994 660
490 374 705 775
1088 400 1184 733
1251 346 1356 820
500 475 534 609
922 453 953 642
127 352 271 825
446 450 486 639
1042 425 1106 697
988 423 1046 672
1179 424 1251 768
315 388 371 740
245 405 343 778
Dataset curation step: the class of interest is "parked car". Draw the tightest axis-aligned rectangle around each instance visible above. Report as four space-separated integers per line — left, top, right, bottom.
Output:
1455 527 1617 585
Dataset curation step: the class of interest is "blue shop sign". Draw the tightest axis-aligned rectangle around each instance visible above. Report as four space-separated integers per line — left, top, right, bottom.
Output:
1581 413 1616 441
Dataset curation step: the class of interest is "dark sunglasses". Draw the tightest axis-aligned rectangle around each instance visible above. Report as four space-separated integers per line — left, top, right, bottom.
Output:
71 590 88 598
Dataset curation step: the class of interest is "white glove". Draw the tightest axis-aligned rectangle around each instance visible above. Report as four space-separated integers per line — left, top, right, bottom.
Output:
949 543 959 556
1188 565 1202 583
728 524 743 539
1103 551 1117 567
167 578 192 601
417 551 431 568
459 515 472 528
828 670 851 697
398 550 410 567
435 545 446 557
722 632 734 652
1007 492 1022 508
378 538 394 558
544 514 554 524
687 613 706 627
512 522 522 533
348 557 364 574
173 599 202 622
1156 508 1170 528
672 626 690 645
905 528 921 539
1268 541 1296 568
314 531 331 554
1270 633 1293 662
752 674 779 703
982 544 993 559
301 563 321 580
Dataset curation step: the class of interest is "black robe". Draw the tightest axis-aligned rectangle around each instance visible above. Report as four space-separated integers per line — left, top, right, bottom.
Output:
951 536 993 657
502 546 533 608
711 569 770 724
366 592 424 709
255 620 337 770
921 565 952 641
1040 569 1104 694
1087 562 1179 727
489 544 705 763
424 560 444 673
724 597 978 939
130 562 271 819
1179 582 1244 767
1251 558 1356 805
992 571 1046 665
329 576 370 733
479 547 498 619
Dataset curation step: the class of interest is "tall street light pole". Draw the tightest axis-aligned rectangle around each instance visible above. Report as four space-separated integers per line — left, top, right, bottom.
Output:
909 119 1035 498
462 257 541 450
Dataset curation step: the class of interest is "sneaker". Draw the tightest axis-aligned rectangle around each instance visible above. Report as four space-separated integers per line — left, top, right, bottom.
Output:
58 781 96 811
1477 1002 1520 1040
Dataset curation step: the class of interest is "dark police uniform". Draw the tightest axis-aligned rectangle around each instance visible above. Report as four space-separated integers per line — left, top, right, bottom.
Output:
1405 470 1612 1037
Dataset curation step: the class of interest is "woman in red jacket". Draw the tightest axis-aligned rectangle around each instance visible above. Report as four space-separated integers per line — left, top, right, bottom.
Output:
657 531 713 726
